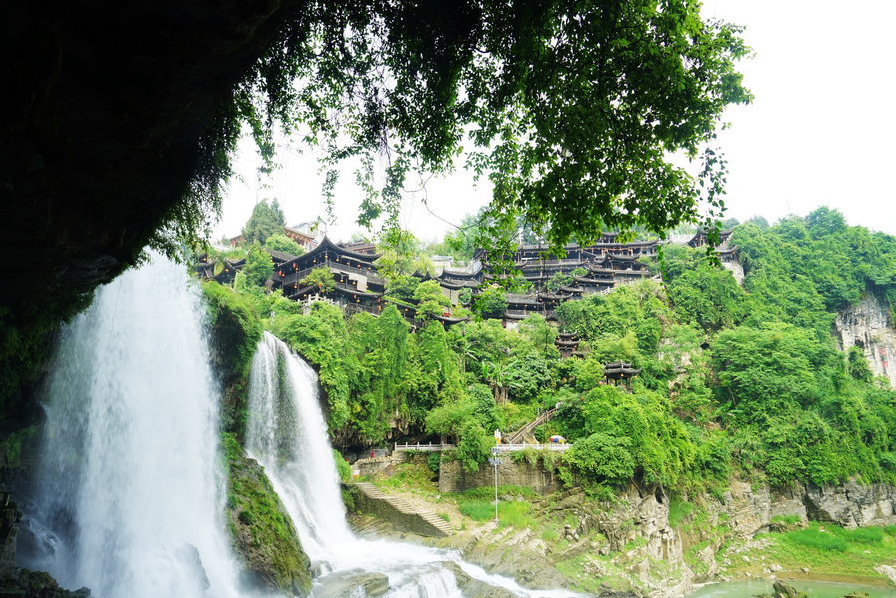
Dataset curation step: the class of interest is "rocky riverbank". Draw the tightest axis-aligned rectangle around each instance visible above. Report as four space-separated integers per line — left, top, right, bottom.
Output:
350 458 896 598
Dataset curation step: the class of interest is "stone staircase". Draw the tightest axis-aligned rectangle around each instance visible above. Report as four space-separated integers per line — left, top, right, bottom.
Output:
503 407 558 445
353 482 453 537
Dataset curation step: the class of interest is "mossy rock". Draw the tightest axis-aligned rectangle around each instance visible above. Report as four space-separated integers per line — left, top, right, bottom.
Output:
0 568 91 597
202 282 262 440
222 433 312 595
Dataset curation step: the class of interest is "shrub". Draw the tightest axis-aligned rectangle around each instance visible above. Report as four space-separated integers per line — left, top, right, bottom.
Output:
333 449 352 483
566 432 635 486
459 501 495 521
847 526 884 544
668 497 695 528
785 528 848 552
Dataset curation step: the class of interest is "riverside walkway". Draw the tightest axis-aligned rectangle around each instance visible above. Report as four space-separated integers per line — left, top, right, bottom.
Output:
393 442 571 453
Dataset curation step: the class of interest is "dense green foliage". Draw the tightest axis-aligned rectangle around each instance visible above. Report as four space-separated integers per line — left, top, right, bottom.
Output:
238 244 275 288
264 233 305 256
526 210 896 492
412 280 452 320
300 266 336 294
655 209 896 488
194 0 751 252
375 230 434 281
472 286 507 319
218 208 896 495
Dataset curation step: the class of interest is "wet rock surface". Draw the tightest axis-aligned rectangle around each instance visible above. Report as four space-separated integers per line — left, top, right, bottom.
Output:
313 571 390 597
223 435 312 596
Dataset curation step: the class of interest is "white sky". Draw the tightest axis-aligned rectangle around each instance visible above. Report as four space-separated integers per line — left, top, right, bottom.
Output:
214 0 896 244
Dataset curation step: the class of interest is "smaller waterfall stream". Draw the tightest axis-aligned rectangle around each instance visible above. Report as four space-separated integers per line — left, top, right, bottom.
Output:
247 332 579 598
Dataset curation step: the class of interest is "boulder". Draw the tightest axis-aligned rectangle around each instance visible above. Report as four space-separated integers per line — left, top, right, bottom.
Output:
771 580 808 598
222 434 312 596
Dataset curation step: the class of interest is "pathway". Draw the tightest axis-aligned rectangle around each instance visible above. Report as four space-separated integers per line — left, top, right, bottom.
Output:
353 482 453 537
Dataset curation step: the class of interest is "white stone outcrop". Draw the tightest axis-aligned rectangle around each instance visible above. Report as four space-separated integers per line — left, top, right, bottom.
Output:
836 292 896 387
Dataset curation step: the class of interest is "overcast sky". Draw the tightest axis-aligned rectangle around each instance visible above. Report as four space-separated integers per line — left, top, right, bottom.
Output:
214 0 896 244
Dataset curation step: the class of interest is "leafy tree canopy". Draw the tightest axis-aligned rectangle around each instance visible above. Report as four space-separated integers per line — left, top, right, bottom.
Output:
239 243 274 287
473 285 508 319
385 275 422 302
241 199 285 245
264 233 305 256
301 266 336 294
375 229 434 281
186 0 751 258
413 280 452 320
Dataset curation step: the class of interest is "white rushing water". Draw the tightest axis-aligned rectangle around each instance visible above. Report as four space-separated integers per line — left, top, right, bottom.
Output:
21 256 246 598
247 332 579 598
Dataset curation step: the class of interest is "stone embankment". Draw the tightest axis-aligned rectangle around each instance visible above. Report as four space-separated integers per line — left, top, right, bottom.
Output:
352 482 453 537
439 457 562 494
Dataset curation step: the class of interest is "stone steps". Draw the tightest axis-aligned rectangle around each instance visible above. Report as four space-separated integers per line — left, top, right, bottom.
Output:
353 482 453 536
503 407 558 445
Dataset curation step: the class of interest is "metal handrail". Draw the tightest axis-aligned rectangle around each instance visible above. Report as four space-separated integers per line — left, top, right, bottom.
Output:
393 442 456 452
493 443 571 452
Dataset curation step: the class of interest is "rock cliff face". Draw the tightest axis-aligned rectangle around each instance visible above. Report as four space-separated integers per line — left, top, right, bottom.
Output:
722 260 745 285
835 293 896 387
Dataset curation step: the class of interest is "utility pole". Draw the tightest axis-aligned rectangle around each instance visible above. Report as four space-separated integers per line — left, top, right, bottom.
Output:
488 446 502 523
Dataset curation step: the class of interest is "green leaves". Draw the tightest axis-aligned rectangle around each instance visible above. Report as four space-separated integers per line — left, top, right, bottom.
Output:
206 0 752 247
300 266 336 294
241 199 285 246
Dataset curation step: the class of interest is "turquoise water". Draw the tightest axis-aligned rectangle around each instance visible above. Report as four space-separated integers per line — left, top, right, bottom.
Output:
687 580 895 598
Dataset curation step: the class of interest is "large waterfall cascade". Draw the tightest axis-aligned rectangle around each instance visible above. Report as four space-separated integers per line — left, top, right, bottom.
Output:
20 257 250 598
247 332 579 598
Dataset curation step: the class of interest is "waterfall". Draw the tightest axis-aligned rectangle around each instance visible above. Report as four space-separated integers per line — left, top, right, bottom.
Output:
20 256 246 598
247 332 579 598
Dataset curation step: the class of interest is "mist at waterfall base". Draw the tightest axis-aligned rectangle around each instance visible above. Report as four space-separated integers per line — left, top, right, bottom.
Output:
248 332 580 598
18 257 251 598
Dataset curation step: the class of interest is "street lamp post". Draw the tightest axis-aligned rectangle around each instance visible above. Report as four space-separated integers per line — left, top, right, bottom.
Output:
488 446 502 523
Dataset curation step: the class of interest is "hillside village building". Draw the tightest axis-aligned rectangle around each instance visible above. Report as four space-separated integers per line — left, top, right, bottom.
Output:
201 229 735 326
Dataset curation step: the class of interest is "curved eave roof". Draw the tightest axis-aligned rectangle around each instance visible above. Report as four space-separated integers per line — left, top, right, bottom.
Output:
281 235 381 270
505 312 530 320
574 277 614 285
434 315 468 324
439 280 479 289
265 248 298 262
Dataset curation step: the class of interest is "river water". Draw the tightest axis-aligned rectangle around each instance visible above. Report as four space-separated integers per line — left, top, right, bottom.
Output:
687 580 894 598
